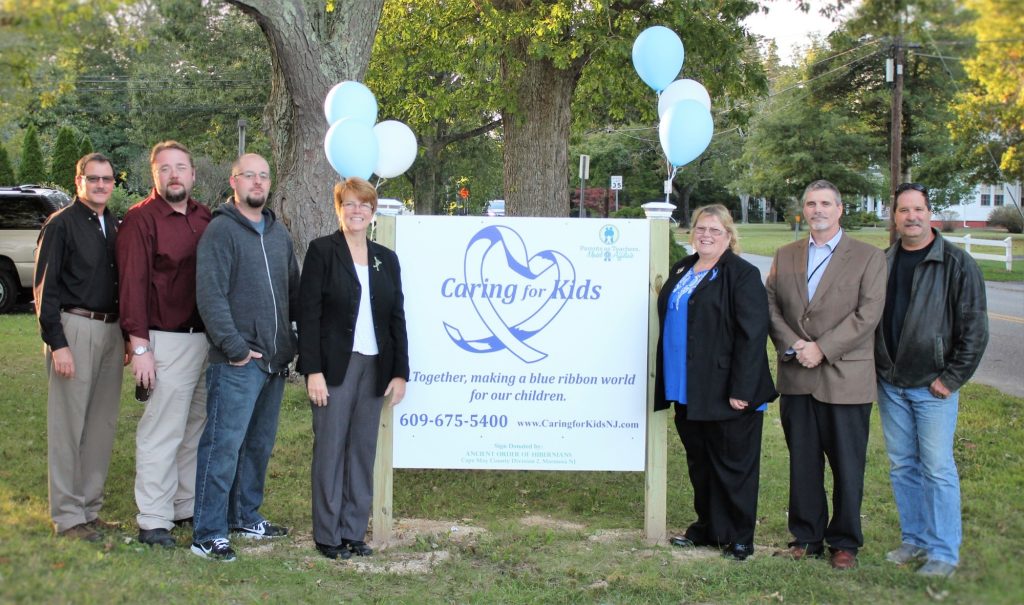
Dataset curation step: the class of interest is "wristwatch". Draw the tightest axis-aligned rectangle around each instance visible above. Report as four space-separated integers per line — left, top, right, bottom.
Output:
133 345 152 356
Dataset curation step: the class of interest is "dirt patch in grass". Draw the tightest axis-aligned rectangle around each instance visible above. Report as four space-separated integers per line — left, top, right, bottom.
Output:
374 517 488 548
587 528 640 544
519 515 585 531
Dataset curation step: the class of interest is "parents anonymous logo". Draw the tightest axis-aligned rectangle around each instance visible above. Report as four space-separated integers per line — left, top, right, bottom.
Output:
440 225 601 363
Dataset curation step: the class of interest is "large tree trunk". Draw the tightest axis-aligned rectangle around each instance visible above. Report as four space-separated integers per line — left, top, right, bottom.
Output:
225 0 384 260
499 38 585 217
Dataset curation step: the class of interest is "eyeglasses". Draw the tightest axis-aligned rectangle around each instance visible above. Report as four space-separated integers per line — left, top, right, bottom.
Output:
895 183 928 197
693 226 725 237
233 171 271 181
342 201 374 212
83 175 115 184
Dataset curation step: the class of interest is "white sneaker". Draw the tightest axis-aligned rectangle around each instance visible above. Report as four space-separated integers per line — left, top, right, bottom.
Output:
231 520 288 540
190 538 236 562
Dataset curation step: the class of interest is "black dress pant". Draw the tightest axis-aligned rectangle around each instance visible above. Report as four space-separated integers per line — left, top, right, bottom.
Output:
674 404 764 547
779 394 871 553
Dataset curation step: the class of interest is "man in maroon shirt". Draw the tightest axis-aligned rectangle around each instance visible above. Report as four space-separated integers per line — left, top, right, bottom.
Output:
117 140 212 548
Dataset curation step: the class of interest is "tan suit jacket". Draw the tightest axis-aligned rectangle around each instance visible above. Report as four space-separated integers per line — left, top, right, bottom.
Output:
766 233 887 404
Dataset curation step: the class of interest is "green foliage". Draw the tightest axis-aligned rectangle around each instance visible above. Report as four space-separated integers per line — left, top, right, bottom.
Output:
669 234 688 265
840 209 883 229
611 206 646 219
106 185 143 219
734 75 878 202
987 206 1024 234
0 145 15 186
735 1 974 208
50 125 79 192
77 135 93 160
951 0 1024 183
17 124 46 184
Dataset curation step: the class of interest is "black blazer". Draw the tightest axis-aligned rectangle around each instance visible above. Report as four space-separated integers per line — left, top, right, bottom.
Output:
297 231 410 395
654 248 777 421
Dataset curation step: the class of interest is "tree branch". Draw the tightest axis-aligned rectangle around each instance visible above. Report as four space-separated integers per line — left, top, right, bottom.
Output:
442 118 503 147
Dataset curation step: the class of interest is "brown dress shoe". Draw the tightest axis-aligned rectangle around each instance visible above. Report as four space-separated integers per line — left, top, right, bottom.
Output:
830 549 858 570
773 544 822 560
60 524 101 542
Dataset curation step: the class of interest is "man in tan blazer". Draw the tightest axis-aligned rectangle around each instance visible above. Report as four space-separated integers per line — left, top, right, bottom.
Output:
766 179 887 570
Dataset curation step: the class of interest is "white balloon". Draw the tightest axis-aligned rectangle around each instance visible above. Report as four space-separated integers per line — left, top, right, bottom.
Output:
658 79 711 118
373 120 418 178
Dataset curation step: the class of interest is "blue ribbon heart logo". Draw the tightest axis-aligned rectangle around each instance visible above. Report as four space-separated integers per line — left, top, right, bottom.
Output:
444 226 576 363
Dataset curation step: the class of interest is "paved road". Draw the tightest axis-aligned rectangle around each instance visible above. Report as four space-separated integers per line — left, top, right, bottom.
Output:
742 253 1024 398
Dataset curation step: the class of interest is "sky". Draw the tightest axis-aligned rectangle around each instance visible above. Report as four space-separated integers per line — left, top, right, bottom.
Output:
743 1 859 65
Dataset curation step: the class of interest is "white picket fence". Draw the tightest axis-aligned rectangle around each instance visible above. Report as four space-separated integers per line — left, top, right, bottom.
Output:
945 234 1014 271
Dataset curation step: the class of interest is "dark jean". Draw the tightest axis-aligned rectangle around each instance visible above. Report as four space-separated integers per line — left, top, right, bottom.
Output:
192 361 284 543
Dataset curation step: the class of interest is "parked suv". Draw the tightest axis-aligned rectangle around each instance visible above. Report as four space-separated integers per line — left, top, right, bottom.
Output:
0 185 71 312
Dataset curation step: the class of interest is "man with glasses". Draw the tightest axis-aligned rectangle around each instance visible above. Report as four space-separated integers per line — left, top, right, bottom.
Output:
766 179 887 570
118 141 212 548
189 153 299 561
34 153 125 542
875 183 988 578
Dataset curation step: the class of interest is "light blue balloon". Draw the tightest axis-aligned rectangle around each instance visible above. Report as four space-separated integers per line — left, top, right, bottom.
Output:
324 117 379 180
324 81 378 125
632 26 685 92
658 99 714 168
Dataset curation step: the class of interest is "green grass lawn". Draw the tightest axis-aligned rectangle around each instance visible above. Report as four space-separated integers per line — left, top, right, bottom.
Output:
1 313 1022 604
678 224 1024 282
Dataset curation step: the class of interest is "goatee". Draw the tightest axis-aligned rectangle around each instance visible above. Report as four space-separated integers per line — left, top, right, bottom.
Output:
244 194 266 209
165 189 188 203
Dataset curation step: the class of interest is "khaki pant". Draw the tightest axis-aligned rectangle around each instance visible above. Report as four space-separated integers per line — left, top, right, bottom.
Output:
47 312 124 533
134 330 208 531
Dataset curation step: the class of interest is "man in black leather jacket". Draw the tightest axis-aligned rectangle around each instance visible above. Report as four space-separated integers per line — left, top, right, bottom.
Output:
874 183 989 579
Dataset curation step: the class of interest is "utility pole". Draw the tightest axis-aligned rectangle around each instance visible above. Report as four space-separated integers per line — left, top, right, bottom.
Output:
887 37 904 244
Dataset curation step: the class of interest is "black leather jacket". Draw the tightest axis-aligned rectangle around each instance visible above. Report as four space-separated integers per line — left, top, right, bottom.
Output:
875 229 988 391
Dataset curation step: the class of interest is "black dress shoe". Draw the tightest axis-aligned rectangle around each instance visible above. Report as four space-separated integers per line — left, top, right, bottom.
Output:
138 528 176 548
342 539 373 556
173 517 193 528
315 542 352 560
723 543 754 561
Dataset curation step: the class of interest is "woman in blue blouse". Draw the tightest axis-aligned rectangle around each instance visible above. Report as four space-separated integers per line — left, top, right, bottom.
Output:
654 204 777 561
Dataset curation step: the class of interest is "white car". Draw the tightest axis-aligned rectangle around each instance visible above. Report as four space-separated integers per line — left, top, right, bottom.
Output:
485 199 505 217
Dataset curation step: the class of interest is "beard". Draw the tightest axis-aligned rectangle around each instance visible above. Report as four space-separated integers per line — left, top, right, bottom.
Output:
163 186 188 203
243 193 266 209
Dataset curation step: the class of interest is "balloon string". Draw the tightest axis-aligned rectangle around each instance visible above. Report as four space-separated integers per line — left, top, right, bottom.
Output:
374 176 386 190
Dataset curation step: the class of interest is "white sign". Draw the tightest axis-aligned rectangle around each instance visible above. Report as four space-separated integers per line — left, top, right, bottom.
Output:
394 217 650 471
578 154 590 180
610 175 623 190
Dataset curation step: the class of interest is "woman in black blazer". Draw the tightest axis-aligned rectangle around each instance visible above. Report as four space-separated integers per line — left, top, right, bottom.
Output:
297 177 409 560
654 204 776 561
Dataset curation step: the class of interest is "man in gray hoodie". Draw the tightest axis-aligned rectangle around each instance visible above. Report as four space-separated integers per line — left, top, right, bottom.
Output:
190 153 300 561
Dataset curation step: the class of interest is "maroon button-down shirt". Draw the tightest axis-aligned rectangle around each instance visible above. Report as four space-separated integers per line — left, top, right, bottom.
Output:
116 189 212 339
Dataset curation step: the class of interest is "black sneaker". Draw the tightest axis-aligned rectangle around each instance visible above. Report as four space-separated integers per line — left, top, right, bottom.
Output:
232 520 288 540
190 538 236 562
138 528 175 548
